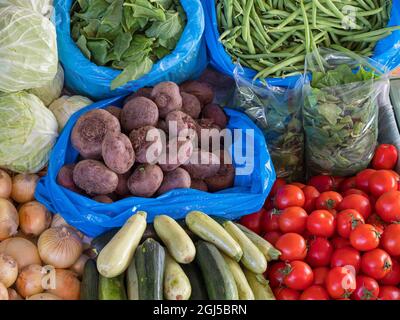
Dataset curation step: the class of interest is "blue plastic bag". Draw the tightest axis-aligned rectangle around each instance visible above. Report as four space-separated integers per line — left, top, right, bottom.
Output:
35 96 276 237
55 0 208 100
202 0 400 88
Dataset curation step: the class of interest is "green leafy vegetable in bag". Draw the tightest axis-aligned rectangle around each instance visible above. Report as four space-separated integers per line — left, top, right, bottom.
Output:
0 92 59 173
71 0 186 90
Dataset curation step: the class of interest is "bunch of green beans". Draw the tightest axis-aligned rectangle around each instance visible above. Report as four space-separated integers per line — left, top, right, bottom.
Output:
216 0 399 79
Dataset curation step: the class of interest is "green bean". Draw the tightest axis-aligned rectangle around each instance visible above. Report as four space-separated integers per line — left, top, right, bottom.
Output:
330 44 380 70
357 7 383 16
341 26 400 41
236 52 294 59
223 0 233 29
344 30 393 42
269 30 297 51
312 1 317 28
313 0 336 17
255 0 267 12
300 0 311 53
251 6 275 44
242 0 253 42
276 2 312 29
255 55 306 79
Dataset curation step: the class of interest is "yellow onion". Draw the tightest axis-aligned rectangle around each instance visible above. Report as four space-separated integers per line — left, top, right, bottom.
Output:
19 201 51 236
11 174 39 204
46 269 80 300
28 293 61 300
0 169 12 199
0 198 19 240
0 253 18 287
0 237 41 270
0 282 8 300
70 254 89 277
7 288 23 300
15 264 44 298
38 227 83 268
51 214 84 238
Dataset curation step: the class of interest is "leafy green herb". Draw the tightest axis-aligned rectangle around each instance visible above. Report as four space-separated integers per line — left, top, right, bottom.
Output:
71 0 186 89
304 65 379 176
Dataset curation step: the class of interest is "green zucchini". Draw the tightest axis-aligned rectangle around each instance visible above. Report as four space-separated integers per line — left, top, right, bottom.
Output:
154 215 196 264
244 270 275 300
222 254 254 300
135 238 165 300
186 211 243 261
98 274 127 300
163 253 191 300
80 259 99 300
97 211 147 278
223 221 267 274
126 258 139 300
90 228 118 256
195 240 238 300
235 223 281 261
181 264 208 300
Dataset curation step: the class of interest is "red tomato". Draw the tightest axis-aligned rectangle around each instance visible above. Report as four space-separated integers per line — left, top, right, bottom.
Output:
355 169 376 193
331 237 351 249
381 223 400 257
325 267 356 299
336 209 365 238
361 248 392 280
339 177 357 192
263 231 282 246
266 262 286 288
330 247 361 273
273 287 300 300
349 224 381 252
306 210 336 237
315 191 343 211
291 182 305 189
338 194 372 220
376 191 400 223
308 175 334 193
378 286 400 300
372 144 398 170
366 213 386 234
283 261 314 291
351 275 379 300
239 211 262 234
270 178 286 197
368 170 397 198
260 208 280 233
274 185 305 210
278 207 308 234
313 267 329 286
342 188 369 199
380 260 400 286
306 237 333 268
300 285 330 300
302 186 320 213
263 197 274 210
275 233 308 261
332 176 345 191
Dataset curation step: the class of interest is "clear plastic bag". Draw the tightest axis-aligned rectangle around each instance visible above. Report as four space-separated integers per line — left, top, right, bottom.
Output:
231 65 305 182
303 48 389 176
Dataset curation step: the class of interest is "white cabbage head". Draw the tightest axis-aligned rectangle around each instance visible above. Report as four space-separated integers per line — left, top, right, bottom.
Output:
0 0 53 16
29 64 64 106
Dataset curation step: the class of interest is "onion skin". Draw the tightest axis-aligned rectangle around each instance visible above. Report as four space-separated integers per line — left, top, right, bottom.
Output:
19 201 52 236
0 253 18 287
38 227 83 269
46 269 80 300
50 214 68 228
11 174 39 204
0 198 19 240
0 237 41 270
28 293 61 300
0 169 12 199
0 282 8 300
16 264 44 298
70 254 89 277
7 288 23 300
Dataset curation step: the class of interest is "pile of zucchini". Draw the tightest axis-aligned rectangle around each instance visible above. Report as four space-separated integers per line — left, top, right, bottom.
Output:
80 211 281 300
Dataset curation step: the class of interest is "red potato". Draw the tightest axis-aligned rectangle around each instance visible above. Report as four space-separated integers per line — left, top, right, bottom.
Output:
129 126 163 164
73 160 118 195
102 132 135 174
183 150 220 179
181 92 202 119
201 103 228 129
57 164 82 193
121 97 159 132
151 82 182 118
180 81 215 106
204 151 235 192
71 109 121 159
115 171 131 196
124 87 153 105
157 168 191 195
196 118 222 152
104 106 121 121
165 110 198 140
159 138 194 172
127 164 163 198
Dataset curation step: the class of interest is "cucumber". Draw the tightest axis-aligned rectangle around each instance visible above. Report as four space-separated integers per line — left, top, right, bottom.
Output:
223 221 267 274
181 264 208 300
235 223 281 261
97 211 147 278
98 274 127 300
80 259 99 300
186 211 243 261
91 228 118 256
244 270 275 300
126 258 139 300
222 254 254 300
154 215 196 264
135 238 165 300
163 253 191 300
195 240 238 300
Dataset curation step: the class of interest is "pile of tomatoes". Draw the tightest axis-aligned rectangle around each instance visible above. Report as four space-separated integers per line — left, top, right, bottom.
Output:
240 144 400 300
